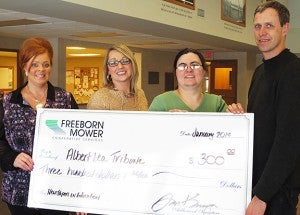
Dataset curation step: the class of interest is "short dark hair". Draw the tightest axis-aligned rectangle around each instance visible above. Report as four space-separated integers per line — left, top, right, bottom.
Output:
254 1 290 26
173 48 207 71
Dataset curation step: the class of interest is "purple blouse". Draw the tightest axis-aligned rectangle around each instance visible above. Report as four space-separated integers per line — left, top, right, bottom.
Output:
1 82 78 206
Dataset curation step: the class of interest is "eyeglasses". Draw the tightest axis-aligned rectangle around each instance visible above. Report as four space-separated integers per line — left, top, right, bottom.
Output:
176 62 202 71
107 58 131 67
30 62 51 69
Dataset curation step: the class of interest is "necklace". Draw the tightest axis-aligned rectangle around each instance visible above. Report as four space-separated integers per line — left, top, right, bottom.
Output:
123 91 135 98
112 87 135 98
26 85 48 109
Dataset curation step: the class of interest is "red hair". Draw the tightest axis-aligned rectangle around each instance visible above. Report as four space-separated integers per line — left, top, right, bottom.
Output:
18 37 53 70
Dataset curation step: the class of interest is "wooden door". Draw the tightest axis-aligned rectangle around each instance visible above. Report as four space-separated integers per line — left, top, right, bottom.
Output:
209 60 237 104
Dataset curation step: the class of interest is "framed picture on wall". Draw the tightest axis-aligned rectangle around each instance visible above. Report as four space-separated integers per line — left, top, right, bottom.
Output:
148 71 159 84
221 0 246 27
165 72 175 91
164 0 195 10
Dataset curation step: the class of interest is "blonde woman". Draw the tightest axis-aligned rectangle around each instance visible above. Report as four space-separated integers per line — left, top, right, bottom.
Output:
87 44 148 111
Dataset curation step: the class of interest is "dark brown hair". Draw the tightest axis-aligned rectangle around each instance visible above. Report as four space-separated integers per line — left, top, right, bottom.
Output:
173 48 207 72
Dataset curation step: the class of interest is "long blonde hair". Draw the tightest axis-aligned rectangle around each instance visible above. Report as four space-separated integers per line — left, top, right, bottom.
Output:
103 43 139 93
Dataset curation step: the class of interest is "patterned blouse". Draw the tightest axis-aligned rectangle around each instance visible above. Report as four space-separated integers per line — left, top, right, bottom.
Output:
1 82 78 206
87 87 148 111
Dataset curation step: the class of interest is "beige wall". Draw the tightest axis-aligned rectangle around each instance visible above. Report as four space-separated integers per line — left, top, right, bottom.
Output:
140 49 176 104
63 0 300 53
285 0 300 53
63 0 259 47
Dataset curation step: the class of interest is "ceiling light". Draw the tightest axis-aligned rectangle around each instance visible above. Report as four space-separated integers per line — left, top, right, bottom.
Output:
68 53 101 57
0 19 46 27
72 32 125 38
66 47 86 50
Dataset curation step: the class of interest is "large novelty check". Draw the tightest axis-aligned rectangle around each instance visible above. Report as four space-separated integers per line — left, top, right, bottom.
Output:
28 109 253 215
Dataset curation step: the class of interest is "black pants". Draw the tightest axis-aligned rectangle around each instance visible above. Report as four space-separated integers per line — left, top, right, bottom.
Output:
6 203 69 215
264 188 299 215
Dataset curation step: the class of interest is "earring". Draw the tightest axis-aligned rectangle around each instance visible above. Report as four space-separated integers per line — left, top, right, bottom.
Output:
107 74 112 82
25 71 28 76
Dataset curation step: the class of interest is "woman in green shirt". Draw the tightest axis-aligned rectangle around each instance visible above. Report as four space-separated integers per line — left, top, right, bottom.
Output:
149 48 228 112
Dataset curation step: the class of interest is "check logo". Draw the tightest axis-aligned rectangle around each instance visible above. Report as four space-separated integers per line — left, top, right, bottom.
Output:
46 120 66 134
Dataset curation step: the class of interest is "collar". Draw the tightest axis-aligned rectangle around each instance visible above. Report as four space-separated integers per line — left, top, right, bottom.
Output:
9 82 55 105
263 49 290 64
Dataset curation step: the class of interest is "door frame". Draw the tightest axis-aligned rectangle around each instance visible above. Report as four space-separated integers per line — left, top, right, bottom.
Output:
208 59 237 104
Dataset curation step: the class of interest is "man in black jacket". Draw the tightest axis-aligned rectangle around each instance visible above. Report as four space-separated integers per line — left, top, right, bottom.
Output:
228 1 300 215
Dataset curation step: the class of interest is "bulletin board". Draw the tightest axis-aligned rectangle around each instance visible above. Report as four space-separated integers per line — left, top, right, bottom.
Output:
72 67 100 104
